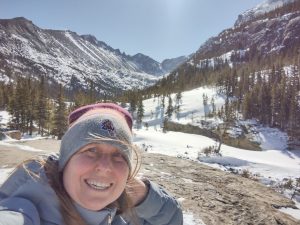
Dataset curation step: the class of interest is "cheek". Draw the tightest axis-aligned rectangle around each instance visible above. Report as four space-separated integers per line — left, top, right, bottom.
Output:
62 165 73 196
114 164 130 184
63 159 88 191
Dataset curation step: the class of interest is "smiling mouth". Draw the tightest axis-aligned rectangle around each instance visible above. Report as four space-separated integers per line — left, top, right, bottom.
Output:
85 180 113 191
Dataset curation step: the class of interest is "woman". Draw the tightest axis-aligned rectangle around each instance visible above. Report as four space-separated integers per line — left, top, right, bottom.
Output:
0 103 183 225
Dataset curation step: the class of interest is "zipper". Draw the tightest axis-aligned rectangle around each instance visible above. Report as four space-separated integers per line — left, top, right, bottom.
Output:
107 212 112 225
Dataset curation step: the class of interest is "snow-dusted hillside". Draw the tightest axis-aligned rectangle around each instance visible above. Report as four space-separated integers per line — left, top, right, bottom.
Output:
132 86 300 219
235 0 296 26
135 86 299 191
187 0 300 70
0 17 187 94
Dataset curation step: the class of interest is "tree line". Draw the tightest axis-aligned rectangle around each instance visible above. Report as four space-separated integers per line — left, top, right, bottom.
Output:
0 76 110 139
217 64 300 145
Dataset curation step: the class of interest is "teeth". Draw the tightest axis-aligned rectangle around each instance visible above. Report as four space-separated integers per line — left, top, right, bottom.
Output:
86 180 111 190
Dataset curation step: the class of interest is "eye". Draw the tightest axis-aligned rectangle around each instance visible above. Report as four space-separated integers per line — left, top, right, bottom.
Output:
87 147 97 153
82 147 98 157
112 152 126 163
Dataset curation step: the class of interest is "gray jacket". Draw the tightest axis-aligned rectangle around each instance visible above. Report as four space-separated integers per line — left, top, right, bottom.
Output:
0 156 183 225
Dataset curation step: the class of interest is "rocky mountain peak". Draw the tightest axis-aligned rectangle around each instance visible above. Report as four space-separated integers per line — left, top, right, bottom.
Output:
0 17 37 34
0 17 188 95
184 0 300 70
235 0 296 27
80 34 98 45
130 53 163 76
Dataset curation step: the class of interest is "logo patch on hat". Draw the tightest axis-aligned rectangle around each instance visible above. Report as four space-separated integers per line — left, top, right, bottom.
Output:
100 119 116 137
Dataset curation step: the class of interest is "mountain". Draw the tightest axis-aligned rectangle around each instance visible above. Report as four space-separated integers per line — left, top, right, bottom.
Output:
187 0 300 69
161 56 188 73
235 0 296 27
0 17 187 96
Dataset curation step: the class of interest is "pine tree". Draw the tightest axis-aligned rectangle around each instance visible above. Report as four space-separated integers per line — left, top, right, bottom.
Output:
174 91 182 120
74 90 88 108
52 85 67 140
8 77 25 131
88 80 97 104
279 74 288 130
161 95 165 109
25 77 36 135
165 96 173 119
129 96 137 117
271 84 280 127
175 91 182 105
210 97 216 117
242 92 252 119
0 83 4 109
216 98 236 154
136 99 144 128
36 76 48 136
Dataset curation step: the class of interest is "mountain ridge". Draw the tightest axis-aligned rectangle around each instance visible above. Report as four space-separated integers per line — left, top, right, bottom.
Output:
235 0 296 27
0 17 187 96
188 0 300 68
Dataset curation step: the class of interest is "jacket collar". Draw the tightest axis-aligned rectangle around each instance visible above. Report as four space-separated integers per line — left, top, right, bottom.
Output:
75 203 117 225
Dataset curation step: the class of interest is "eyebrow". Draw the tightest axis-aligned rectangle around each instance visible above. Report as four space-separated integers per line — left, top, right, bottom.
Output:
81 144 120 153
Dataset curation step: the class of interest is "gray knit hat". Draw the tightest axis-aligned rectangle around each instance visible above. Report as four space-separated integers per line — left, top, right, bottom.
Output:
59 104 133 171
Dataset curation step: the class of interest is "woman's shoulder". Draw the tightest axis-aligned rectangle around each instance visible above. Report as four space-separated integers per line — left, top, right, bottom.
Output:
0 153 63 224
0 153 59 198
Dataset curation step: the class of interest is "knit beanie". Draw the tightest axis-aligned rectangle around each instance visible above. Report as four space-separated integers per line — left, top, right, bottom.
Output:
59 103 133 171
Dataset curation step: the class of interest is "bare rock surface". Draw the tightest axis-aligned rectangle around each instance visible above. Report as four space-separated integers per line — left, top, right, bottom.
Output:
141 153 299 225
0 139 299 225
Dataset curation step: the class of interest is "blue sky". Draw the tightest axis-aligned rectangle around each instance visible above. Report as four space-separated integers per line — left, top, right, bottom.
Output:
0 0 263 62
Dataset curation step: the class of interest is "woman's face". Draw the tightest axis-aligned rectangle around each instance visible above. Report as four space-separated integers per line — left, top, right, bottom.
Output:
63 143 130 211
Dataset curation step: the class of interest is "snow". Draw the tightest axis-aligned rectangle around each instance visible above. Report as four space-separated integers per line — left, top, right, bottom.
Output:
0 86 300 222
0 72 10 84
279 202 300 220
0 26 159 93
236 0 296 26
65 31 101 62
251 0 295 16
0 141 43 152
0 111 11 126
134 128 300 181
183 213 205 225
196 49 249 69
134 86 300 221
258 126 288 150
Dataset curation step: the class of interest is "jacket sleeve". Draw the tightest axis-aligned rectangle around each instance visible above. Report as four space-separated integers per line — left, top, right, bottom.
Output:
0 196 41 225
133 180 183 225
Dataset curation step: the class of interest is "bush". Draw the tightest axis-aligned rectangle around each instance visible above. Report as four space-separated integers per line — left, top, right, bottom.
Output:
238 169 259 181
199 145 220 157
282 178 293 189
241 169 251 178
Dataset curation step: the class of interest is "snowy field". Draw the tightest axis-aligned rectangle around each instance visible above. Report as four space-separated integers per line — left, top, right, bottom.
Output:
1 86 300 222
135 87 300 220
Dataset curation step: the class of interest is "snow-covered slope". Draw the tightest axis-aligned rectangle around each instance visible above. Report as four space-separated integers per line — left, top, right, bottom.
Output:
235 0 296 26
0 17 187 94
186 0 300 69
133 86 300 219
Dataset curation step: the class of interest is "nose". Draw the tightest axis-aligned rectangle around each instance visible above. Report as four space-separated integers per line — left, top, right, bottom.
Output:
94 154 113 172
